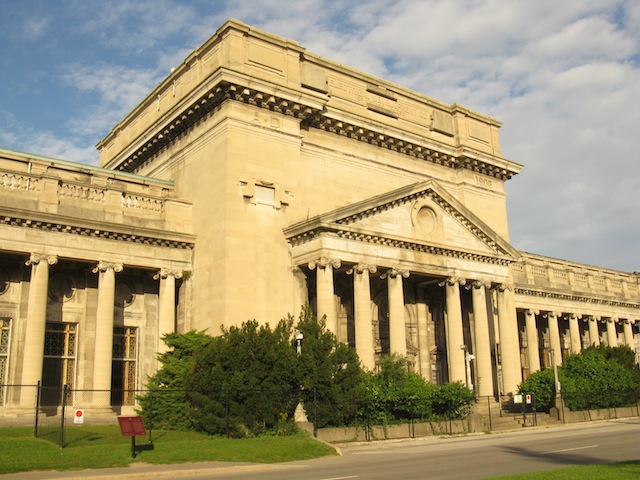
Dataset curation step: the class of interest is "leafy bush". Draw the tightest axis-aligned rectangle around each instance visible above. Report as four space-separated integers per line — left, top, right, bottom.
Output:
518 368 556 411
358 355 467 424
518 346 640 412
137 330 212 430
295 306 364 428
186 319 300 436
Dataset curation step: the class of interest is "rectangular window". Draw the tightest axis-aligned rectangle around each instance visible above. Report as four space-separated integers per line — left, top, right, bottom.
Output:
0 319 11 403
41 322 76 406
111 326 137 405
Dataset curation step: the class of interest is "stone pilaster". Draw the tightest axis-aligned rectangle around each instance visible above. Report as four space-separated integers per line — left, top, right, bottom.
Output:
606 318 618 347
383 268 409 358
566 313 581 354
545 311 562 366
21 253 58 404
92 261 123 401
347 263 377 370
441 277 466 384
588 316 601 346
308 258 340 336
154 268 183 354
524 309 541 374
469 281 494 396
623 320 634 349
495 284 521 394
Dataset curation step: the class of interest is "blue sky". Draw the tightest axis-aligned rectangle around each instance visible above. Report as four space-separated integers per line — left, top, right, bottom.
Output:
1 0 639 271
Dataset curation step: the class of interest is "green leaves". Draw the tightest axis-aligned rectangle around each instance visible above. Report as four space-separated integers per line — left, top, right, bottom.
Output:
518 346 640 412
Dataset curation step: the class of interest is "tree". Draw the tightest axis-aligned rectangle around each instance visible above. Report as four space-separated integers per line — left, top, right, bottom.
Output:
295 306 364 427
137 330 212 430
518 346 640 412
186 319 301 436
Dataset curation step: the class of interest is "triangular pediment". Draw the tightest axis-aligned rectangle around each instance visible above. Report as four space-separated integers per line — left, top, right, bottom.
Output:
284 180 519 263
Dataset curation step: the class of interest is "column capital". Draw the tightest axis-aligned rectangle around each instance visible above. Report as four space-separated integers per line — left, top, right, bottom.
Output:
153 268 183 280
308 257 341 270
92 261 123 274
492 282 513 292
438 276 465 287
346 263 377 275
381 268 410 280
543 311 560 319
563 313 579 321
525 309 540 316
25 253 58 267
466 280 491 290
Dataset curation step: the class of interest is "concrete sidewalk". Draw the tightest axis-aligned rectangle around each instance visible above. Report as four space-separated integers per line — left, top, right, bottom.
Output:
0 461 296 480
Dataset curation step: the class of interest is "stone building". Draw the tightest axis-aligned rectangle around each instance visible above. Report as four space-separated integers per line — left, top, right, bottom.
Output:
1 19 638 413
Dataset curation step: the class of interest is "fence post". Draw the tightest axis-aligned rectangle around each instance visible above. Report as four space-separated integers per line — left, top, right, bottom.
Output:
486 396 492 431
313 387 317 438
225 393 230 438
34 381 41 438
148 391 154 444
60 384 67 448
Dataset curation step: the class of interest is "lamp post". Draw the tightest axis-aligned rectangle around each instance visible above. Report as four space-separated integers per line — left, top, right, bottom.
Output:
461 345 474 391
294 329 308 423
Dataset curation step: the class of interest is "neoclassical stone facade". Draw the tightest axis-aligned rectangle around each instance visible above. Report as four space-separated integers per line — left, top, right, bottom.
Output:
1 20 638 413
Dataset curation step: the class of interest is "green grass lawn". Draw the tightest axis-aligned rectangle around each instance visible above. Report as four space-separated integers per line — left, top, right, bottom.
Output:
0 426 337 475
492 461 640 479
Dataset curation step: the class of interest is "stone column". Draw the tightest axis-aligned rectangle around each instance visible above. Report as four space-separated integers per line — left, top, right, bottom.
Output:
348 263 377 370
384 268 409 358
92 261 123 403
546 312 562 366
524 309 541 374
495 284 522 394
441 277 466 384
416 298 432 380
588 316 600 346
308 258 340 336
21 254 58 403
606 318 618 347
623 320 634 349
154 268 183 354
567 314 581 354
469 281 494 396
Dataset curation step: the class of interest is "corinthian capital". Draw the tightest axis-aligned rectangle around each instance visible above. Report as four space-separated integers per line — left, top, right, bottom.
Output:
346 263 377 275
92 261 123 274
153 268 184 280
308 257 341 270
25 253 58 267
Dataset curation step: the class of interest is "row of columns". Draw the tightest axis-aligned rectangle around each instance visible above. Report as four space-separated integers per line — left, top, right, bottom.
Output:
20 253 180 406
308 258 521 395
523 310 638 373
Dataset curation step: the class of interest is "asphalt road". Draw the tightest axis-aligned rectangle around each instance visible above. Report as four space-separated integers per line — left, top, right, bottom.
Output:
6 419 640 480
188 419 640 480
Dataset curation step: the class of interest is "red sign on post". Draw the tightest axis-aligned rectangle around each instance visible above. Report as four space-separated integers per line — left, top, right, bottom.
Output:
117 416 147 437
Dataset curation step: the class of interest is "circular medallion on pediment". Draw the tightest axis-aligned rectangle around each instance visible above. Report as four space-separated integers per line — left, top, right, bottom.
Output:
0 269 8 296
416 206 437 234
115 281 135 308
49 273 75 302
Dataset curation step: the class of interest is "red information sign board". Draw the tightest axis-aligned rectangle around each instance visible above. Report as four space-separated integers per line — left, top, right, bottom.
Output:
117 416 147 437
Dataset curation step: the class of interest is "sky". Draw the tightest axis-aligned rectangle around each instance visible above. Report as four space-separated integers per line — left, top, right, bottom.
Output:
1 0 639 272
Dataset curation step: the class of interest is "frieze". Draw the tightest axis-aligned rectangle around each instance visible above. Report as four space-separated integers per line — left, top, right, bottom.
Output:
1 215 194 250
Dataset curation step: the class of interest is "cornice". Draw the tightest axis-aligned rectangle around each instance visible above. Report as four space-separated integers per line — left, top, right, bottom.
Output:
286 224 512 266
113 80 520 181
514 287 640 311
0 213 194 250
